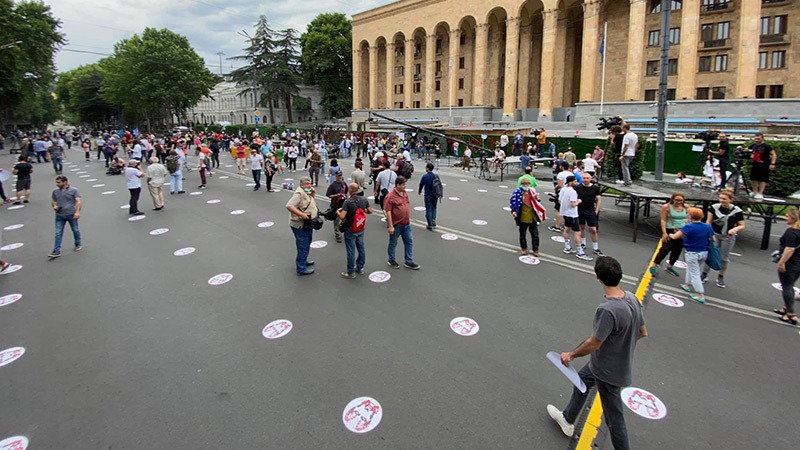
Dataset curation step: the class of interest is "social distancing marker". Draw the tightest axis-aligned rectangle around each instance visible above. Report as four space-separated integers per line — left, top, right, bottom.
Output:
262 320 293 339
673 261 688 269
503 207 512 212
101 191 115 195
519 255 540 265
0 294 22 308
257 222 274 228
7 205 23 210
368 271 391 283
0 435 28 450
621 387 667 420
413 206 425 211
448 197 461 201
92 184 105 187
208 273 233 286
0 347 25 368
342 397 383 434
310 240 328 249
225 164 233 168
477 189 488 193
230 210 245 215
0 265 22 275
450 317 480 336
207 199 221 204
441 233 458 241
76 171 86 174
219 176 229 179
551 236 566 243
652 293 685 308
149 228 169 236
128 215 146 221
0 243 23 251
472 220 487 226
173 247 196 256
772 282 800 296
190 192 203 196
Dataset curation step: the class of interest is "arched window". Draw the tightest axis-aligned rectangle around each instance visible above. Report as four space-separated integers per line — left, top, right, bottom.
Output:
651 0 681 13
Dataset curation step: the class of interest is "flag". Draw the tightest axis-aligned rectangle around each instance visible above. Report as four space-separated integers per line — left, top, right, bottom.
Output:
599 37 605 65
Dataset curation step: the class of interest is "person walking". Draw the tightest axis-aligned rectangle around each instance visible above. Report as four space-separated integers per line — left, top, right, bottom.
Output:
326 171 347 243
418 162 442 230
308 147 322 187
125 159 145 215
146 157 169 211
547 256 647 450
351 160 367 196
285 176 318 275
287 142 299 172
576 173 604 256
49 139 64 174
383 176 419 270
337 182 374 279
774 208 800 325
510 177 544 256
166 150 184 194
701 188 745 288
649 192 688 277
235 140 247 175
250 148 264 191
669 207 715 303
48 176 82 259
12 155 33 205
559 175 593 261
82 139 91 162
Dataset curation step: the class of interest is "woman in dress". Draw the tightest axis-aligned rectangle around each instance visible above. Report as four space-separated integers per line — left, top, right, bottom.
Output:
649 192 688 277
775 208 800 325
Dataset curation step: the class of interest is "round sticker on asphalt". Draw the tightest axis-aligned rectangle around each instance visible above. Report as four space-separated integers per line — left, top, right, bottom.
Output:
621 387 667 420
0 294 22 308
413 206 425 211
477 189 488 193
441 233 458 241
450 317 480 336
207 199 221 204
208 273 233 286
149 228 169 236
189 192 203 196
0 243 23 251
128 215 146 221
652 293 684 308
173 247 196 256
472 220 487 225
771 282 800 296
230 210 246 215
101 191 116 195
0 265 22 275
448 197 460 201
7 205 23 210
551 236 566 243
368 271 391 283
0 436 28 450
519 256 540 265
342 397 383 434
310 241 328 249
673 261 688 269
0 347 25 368
257 222 274 228
262 320 293 340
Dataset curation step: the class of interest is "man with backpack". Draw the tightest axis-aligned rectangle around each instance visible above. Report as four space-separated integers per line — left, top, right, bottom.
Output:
418 162 443 230
337 183 374 279
165 150 184 194
396 153 414 179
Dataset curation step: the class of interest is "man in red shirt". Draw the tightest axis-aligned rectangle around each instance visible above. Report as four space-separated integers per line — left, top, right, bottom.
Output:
383 176 419 270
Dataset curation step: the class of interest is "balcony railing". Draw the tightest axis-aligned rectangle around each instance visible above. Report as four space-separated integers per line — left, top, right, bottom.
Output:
434 70 442 78
703 38 729 48
413 73 422 81
762 0 786 4
702 1 733 12
761 33 786 43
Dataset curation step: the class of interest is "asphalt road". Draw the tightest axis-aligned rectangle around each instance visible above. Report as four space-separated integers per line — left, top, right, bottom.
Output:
0 149 797 449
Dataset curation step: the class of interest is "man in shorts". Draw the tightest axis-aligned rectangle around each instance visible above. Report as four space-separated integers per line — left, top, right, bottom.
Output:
559 175 592 261
12 155 33 205
748 132 777 200
576 174 604 256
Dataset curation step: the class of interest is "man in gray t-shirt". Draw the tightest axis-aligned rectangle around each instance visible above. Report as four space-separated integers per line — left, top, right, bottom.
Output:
547 256 647 450
49 176 82 258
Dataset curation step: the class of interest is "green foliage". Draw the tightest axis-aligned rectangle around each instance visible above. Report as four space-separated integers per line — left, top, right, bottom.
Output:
241 126 257 137
55 64 116 126
300 13 352 117
603 136 649 181
225 125 242 137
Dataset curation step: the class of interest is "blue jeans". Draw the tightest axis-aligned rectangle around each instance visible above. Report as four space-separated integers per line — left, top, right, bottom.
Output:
424 198 438 226
252 169 261 189
52 155 63 173
563 363 630 450
170 170 183 193
291 226 313 273
387 223 414 264
54 214 81 252
344 229 365 274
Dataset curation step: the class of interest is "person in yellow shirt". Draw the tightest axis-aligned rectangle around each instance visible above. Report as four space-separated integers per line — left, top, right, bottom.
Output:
536 128 547 157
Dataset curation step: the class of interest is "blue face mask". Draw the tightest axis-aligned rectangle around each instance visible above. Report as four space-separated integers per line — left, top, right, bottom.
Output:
303 188 312 194
521 186 530 191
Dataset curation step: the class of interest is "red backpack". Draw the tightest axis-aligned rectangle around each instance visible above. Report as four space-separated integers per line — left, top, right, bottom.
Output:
351 207 367 233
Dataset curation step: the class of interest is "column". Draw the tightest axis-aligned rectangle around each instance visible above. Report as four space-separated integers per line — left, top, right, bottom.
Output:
473 23 489 105
579 0 601 102
352 48 362 109
424 34 436 107
517 24 533 109
624 0 647 100
386 43 395 108
369 45 378 109
449 29 461 109
735 0 761 98
502 16 521 119
676 0 700 99
404 39 414 108
538 9 559 118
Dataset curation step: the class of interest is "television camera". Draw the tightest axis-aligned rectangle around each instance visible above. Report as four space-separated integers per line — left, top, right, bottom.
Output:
596 116 624 131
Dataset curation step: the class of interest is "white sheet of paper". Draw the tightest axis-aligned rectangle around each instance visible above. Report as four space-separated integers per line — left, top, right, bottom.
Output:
547 351 587 393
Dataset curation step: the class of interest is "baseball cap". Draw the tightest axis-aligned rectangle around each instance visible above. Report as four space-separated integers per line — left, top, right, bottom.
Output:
566 175 576 183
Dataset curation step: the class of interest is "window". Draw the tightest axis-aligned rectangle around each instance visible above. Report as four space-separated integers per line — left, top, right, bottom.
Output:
394 66 404 77
774 15 787 34
435 60 442 72
458 98 464 106
772 50 786 68
435 80 441 91
413 101 421 108
770 85 784 98
699 56 712 72
459 57 465 69
758 52 769 69
414 43 421 57
644 89 657 101
394 84 404 94
716 22 730 40
460 34 466 45
668 58 678 75
646 60 658 76
701 24 714 42
434 100 440 107
651 0 681 13
648 30 660 47
413 82 421 93
414 64 421 75
712 86 726 99
668 89 676 100
458 78 465 89
669 28 681 45
435 39 442 54
761 17 770 35
646 59 678 76
755 85 766 98
702 0 731 11
714 54 728 71
696 87 710 99
394 101 404 108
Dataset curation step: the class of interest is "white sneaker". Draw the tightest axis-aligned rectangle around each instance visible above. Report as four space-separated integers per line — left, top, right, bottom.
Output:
754 194 764 200
748 191 755 197
614 180 625 185
547 404 574 437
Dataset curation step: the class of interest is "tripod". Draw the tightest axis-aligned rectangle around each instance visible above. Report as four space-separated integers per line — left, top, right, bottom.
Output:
725 159 750 196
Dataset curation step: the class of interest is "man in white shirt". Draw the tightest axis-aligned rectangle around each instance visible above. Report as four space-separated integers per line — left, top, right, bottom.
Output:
582 153 598 176
125 159 145 215
492 146 506 173
559 175 592 261
619 125 638 186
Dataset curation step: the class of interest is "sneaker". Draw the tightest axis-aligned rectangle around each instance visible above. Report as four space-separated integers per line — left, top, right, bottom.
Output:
689 294 706 304
546 405 574 437
387 260 400 269
580 243 586 249
563 248 576 254
74 245 82 251
404 262 420 270
748 191 756 198
12 201 20 205
614 180 625 185
548 225 561 232
426 225 433 231
716 278 726 288
576 252 593 261
198 185 206 189
680 283 692 293
48 251 61 259
356 268 366 275
593 248 605 256
23 200 29 203
649 266 657 276
754 194 764 200
178 191 186 194
665 267 680 277
340 272 357 279
133 211 145 216
701 275 708 284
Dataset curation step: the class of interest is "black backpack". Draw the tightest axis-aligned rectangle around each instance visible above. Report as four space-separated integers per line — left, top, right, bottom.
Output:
165 156 178 173
400 160 414 179
431 174 444 201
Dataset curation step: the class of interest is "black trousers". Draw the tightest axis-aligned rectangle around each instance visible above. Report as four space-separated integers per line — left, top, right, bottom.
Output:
518 220 539 251
653 229 684 266
717 158 729 188
129 187 141 213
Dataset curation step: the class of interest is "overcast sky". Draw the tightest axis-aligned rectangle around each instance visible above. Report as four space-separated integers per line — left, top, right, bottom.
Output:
48 0 393 74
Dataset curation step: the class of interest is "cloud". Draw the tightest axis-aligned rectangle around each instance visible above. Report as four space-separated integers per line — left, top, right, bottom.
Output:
48 0 392 73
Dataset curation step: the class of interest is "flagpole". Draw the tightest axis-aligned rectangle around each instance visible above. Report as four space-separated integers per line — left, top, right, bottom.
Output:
600 21 607 115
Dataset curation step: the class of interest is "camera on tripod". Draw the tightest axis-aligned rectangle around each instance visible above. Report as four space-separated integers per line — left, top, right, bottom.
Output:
596 116 624 131
694 130 719 144
733 145 752 163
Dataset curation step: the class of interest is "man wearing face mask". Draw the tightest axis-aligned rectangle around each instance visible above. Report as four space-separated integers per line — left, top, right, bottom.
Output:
285 176 318 275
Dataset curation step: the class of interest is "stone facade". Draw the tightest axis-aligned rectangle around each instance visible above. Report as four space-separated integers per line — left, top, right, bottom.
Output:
352 0 800 121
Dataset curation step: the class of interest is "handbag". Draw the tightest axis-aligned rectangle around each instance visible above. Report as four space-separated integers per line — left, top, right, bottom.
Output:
706 237 722 271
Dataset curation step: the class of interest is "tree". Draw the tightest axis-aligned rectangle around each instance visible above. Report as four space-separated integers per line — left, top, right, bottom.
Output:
0 0 65 127
300 13 352 117
270 28 302 123
100 28 215 129
55 64 116 127
230 16 277 123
